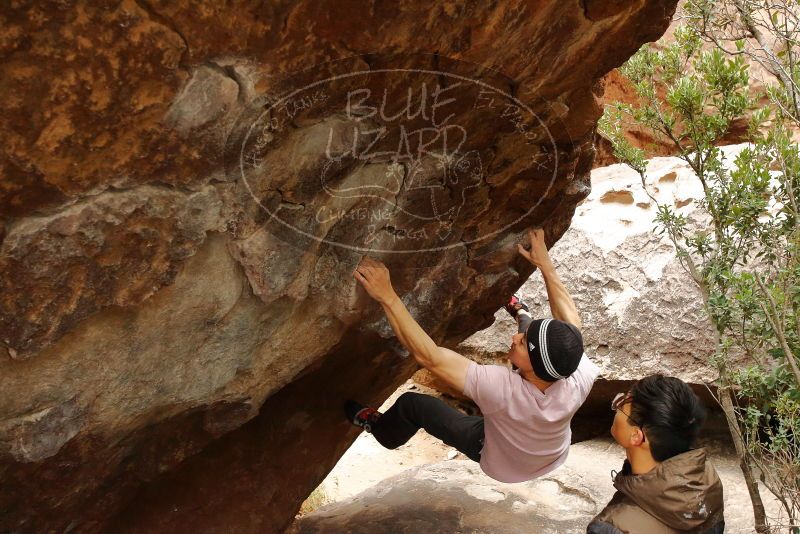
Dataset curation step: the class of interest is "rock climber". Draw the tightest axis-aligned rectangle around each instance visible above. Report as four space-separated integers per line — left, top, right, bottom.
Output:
346 228 601 483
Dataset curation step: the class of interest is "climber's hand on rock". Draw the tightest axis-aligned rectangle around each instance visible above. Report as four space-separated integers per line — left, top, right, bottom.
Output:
517 228 554 270
353 256 397 304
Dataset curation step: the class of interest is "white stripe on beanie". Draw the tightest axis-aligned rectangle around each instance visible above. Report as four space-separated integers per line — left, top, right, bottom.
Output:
539 318 565 379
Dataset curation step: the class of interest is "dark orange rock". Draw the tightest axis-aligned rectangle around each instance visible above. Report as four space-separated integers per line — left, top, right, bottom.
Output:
0 1 678 532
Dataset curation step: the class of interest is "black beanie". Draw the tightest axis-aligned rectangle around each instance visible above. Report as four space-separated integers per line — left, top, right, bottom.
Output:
524 318 584 381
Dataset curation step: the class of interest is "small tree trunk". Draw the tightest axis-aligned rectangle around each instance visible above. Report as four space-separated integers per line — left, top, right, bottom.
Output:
720 387 771 533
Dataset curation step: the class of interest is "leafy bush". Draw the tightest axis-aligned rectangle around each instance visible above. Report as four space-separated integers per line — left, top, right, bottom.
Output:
599 1 800 531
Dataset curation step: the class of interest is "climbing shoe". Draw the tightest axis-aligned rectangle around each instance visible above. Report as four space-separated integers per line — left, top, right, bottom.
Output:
504 292 529 319
345 400 382 433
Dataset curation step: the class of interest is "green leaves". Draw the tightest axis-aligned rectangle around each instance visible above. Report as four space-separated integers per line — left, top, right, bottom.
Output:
675 25 703 60
666 76 704 117
697 49 749 98
620 45 658 86
598 104 648 176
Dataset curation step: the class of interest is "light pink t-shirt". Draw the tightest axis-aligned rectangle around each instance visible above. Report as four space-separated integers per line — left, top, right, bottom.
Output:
462 353 600 483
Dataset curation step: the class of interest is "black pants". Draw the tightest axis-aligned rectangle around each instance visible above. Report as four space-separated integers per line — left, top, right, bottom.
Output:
370 392 485 462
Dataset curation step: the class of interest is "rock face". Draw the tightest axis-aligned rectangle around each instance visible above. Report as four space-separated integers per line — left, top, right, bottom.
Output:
0 1 679 532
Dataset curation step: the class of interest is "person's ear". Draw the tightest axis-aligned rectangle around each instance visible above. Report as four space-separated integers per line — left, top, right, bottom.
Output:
629 427 645 447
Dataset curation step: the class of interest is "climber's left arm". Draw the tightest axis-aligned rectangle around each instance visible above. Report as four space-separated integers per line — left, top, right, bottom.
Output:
353 256 470 391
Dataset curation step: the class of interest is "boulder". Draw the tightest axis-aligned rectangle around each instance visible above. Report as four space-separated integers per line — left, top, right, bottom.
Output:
0 1 679 531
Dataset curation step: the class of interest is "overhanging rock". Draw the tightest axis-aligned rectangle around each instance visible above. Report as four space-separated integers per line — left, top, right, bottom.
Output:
0 1 678 531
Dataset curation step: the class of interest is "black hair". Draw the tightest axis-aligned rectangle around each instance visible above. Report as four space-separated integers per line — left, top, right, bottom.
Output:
629 374 707 462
